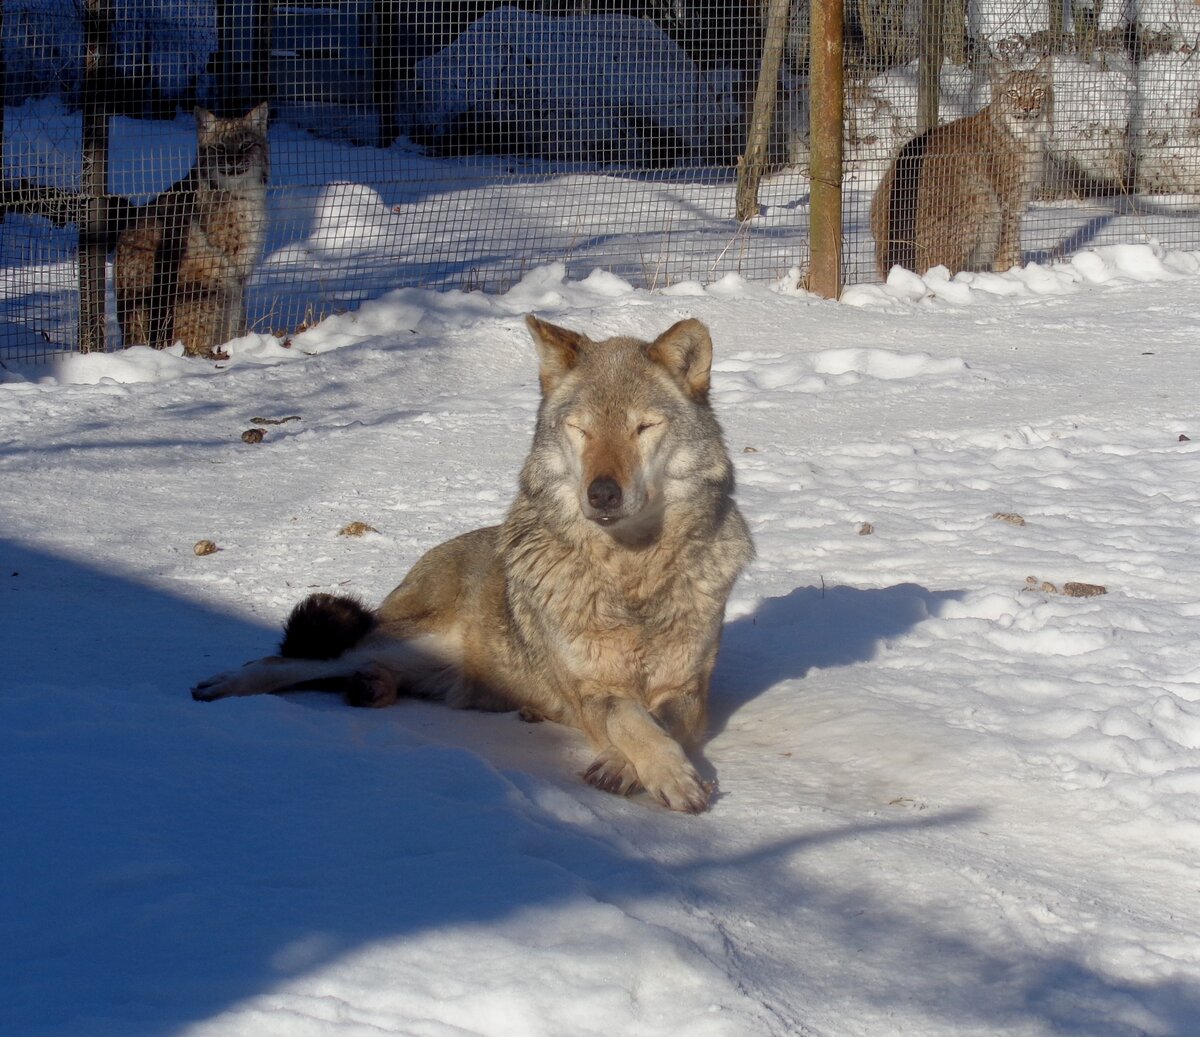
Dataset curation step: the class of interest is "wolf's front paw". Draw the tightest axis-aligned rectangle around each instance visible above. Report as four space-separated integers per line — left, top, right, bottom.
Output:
191 672 240 701
638 756 711 814
583 746 643 797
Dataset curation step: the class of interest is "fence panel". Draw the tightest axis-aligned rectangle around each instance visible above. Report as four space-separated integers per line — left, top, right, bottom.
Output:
841 0 1200 283
1 2 1199 363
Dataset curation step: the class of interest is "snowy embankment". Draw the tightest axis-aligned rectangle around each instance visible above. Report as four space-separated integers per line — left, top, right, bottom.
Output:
3 246 1200 1036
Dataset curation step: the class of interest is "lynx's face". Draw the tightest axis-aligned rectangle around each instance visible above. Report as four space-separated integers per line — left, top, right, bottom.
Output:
1003 82 1050 122
195 104 270 187
994 64 1053 140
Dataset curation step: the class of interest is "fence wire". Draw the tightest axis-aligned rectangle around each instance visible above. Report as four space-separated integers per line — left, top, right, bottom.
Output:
1 1 1199 362
843 0 1200 285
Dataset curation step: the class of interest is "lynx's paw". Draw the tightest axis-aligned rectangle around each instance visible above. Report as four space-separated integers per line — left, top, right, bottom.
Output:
583 746 643 797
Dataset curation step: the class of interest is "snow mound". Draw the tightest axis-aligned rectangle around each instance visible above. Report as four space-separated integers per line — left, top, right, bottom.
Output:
842 243 1200 308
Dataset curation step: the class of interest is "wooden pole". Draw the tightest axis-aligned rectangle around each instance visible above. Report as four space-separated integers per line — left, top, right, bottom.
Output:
79 0 114 353
808 0 843 299
1 1 6 228
918 0 945 134
251 0 272 110
213 0 270 114
374 1 402 148
735 0 791 222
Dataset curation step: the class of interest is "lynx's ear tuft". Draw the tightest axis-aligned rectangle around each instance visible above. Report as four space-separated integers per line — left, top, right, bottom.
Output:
195 107 218 135
247 101 270 132
526 315 585 395
646 319 713 401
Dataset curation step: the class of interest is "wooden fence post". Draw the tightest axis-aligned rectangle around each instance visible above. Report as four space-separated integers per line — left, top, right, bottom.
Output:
808 0 843 299
374 1 402 148
919 0 946 134
735 0 791 222
214 0 270 114
1 2 6 228
79 0 114 353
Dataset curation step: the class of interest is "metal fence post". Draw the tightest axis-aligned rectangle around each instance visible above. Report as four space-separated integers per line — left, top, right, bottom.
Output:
808 0 844 299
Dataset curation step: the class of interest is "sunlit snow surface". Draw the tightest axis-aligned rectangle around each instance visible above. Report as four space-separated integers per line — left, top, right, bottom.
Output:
3 249 1200 1036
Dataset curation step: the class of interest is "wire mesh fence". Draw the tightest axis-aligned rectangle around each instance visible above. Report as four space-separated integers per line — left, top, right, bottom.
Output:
843 0 1200 286
1 1 1199 363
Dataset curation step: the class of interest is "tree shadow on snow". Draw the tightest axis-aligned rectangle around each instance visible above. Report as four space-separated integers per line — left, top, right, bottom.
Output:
4 544 1197 1037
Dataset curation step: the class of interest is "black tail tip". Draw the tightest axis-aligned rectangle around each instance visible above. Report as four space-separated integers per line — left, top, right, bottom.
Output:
280 592 375 660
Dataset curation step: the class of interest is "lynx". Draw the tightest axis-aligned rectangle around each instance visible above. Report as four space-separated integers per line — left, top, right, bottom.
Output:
115 104 269 359
870 60 1052 278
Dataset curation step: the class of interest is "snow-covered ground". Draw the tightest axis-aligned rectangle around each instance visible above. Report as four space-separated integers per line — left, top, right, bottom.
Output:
4 245 1200 1035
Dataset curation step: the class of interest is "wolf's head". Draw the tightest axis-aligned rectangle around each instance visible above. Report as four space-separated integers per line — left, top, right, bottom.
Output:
522 315 734 543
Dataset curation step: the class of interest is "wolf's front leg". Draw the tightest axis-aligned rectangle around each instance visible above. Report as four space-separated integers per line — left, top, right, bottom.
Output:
579 694 709 813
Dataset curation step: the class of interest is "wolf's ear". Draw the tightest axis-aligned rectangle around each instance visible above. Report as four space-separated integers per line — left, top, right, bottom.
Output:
646 319 713 401
526 315 584 395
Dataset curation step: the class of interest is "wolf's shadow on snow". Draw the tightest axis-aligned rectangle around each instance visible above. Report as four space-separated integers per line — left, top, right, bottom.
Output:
710 581 963 734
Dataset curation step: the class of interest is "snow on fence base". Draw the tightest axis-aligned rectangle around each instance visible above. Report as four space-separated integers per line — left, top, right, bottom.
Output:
2 0 1200 361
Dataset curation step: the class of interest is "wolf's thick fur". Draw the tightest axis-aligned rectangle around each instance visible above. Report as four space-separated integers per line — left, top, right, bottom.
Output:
870 61 1052 278
193 316 754 812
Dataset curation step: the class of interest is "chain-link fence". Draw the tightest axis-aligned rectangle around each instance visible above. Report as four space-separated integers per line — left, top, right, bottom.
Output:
2 2 1199 362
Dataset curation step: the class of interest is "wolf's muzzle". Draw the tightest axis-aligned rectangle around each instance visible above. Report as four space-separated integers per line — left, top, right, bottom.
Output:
586 476 623 523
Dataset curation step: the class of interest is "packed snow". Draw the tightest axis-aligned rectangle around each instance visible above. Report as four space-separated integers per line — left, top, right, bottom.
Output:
4 243 1200 1036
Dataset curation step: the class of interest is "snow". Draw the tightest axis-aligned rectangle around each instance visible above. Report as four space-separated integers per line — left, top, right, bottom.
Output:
413 8 738 166
5 245 1200 1036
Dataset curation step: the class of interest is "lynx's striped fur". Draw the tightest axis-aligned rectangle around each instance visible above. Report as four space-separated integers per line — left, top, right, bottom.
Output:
871 60 1053 278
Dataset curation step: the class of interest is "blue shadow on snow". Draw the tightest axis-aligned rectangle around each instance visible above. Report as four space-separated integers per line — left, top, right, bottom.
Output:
2 541 1197 1037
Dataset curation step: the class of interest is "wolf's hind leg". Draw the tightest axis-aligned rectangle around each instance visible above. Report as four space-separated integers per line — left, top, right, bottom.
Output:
192 655 347 701
345 662 399 708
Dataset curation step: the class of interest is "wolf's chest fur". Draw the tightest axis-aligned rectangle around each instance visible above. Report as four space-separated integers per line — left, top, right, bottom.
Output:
871 62 1052 278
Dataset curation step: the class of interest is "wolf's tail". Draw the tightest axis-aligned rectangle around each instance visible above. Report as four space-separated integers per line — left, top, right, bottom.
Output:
280 593 375 660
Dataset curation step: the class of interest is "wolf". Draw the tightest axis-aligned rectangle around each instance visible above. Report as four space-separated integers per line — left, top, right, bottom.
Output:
193 316 754 812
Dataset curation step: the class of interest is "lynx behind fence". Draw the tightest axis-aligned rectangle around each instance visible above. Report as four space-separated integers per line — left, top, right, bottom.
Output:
2 1 1199 363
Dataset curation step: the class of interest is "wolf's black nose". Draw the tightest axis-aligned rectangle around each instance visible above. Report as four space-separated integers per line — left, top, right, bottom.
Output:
587 476 623 512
